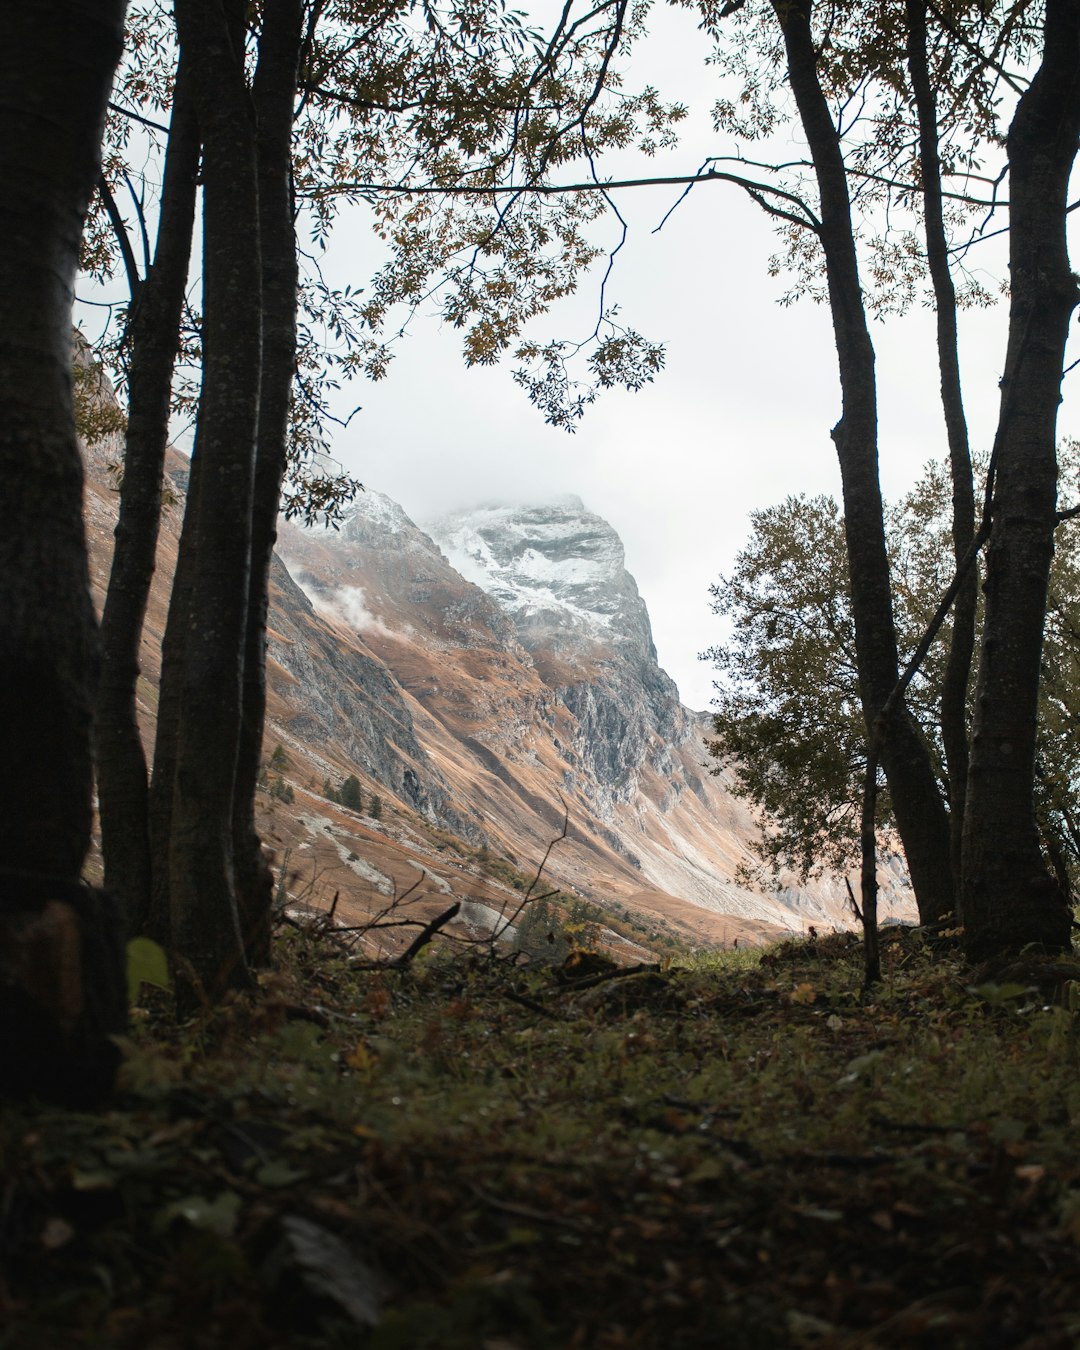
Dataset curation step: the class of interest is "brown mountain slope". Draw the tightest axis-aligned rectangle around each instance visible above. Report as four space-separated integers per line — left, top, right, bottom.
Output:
79 385 913 953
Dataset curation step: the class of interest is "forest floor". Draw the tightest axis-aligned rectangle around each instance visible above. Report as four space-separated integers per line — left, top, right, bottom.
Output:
3 922 1080 1348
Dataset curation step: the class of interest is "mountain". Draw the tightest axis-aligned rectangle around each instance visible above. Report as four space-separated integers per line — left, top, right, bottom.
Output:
272 490 915 941
76 363 912 952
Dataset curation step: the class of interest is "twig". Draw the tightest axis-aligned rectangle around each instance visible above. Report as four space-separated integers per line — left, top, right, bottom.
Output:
844 875 863 925
501 988 556 1017
391 902 461 968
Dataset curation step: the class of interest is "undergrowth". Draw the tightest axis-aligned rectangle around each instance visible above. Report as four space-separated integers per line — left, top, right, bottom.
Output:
4 927 1080 1347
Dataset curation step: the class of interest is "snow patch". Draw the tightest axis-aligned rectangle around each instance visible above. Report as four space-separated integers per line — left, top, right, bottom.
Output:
426 503 630 637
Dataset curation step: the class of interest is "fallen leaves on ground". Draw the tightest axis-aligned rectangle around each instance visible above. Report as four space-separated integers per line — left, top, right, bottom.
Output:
3 926 1080 1347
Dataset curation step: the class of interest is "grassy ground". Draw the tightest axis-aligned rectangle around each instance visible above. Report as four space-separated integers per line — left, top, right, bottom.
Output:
3 924 1080 1348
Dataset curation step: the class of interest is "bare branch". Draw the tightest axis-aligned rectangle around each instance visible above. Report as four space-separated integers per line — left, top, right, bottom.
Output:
96 174 141 302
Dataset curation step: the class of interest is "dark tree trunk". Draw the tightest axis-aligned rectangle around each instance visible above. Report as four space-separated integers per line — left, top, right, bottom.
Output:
905 0 978 898
96 57 199 933
167 0 262 1004
233 0 304 969
773 0 954 925
147 459 199 945
961 0 1080 957
0 1 128 1100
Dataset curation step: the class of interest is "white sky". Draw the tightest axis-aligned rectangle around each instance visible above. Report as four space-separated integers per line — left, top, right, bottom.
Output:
318 4 1062 711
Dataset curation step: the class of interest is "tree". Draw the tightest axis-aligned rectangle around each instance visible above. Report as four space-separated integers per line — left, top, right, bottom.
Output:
339 775 364 811
903 0 978 886
697 0 1080 955
704 494 868 882
706 451 1080 897
0 2 128 1099
155 0 266 1004
369 793 383 821
959 0 1080 956
95 49 199 936
757 0 954 926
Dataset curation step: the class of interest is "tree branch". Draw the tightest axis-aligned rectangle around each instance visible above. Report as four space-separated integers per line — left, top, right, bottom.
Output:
96 173 141 301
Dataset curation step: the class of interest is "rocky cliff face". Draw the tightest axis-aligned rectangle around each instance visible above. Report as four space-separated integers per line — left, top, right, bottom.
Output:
427 499 684 804
274 491 915 939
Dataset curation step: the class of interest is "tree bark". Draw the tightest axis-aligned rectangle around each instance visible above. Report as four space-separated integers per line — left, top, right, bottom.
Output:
147 456 199 944
905 0 977 894
961 0 1080 957
96 56 199 933
233 0 305 969
168 0 262 1003
0 1 128 1099
773 0 954 925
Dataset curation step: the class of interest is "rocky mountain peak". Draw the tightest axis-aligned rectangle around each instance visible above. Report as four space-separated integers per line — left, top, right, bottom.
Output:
425 498 657 663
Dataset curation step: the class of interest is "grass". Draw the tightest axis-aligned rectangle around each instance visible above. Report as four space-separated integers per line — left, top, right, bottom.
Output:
3 925 1080 1347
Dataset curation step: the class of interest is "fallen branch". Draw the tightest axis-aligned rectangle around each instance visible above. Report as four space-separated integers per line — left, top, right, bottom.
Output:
391 902 461 968
556 961 662 992
501 987 556 1017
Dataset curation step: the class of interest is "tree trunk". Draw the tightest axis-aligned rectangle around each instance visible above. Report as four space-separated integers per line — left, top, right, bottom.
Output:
233 0 304 969
147 458 199 944
96 57 199 933
961 0 1080 957
0 1 128 1100
773 0 954 925
168 0 262 1004
905 0 977 895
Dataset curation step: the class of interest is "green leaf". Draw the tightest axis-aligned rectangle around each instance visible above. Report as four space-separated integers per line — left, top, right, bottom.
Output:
127 936 171 1003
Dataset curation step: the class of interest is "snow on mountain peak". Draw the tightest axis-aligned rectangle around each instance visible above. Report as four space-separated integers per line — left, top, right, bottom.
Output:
424 498 651 650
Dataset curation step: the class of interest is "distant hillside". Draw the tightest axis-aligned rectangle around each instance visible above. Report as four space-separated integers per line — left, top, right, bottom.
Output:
79 390 914 952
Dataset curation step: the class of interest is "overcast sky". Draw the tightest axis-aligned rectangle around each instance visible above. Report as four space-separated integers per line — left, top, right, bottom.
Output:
82 6 1079 713
317 4 1069 711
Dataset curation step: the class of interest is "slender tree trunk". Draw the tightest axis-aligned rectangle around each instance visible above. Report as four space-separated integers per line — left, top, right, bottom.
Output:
961 0 1080 957
96 58 199 933
147 457 199 944
0 1 128 1100
905 0 977 897
168 0 262 1003
773 0 954 925
233 0 304 968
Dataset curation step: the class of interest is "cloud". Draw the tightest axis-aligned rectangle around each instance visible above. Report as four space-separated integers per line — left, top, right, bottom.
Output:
300 580 403 640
